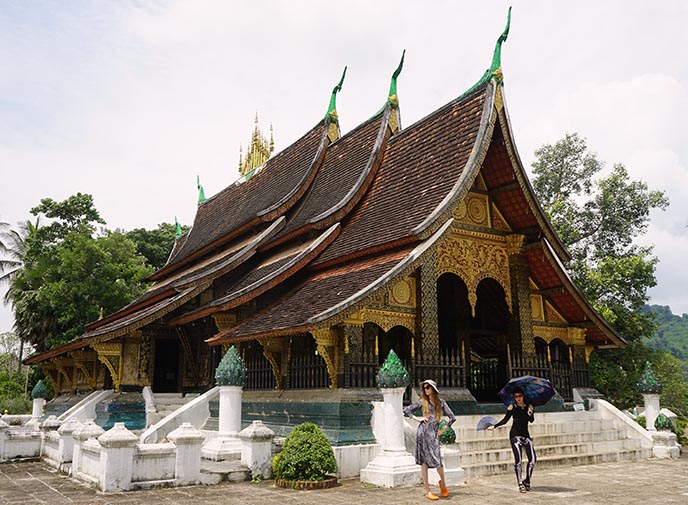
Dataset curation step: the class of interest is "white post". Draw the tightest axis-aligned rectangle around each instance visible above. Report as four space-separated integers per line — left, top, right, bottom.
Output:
643 393 660 431
72 420 105 479
168 422 205 485
32 397 46 419
360 387 420 487
201 385 243 461
240 420 275 479
97 422 138 492
57 418 82 464
0 419 8 462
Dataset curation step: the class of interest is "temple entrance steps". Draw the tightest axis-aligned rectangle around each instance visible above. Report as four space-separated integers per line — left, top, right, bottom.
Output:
450 410 652 478
148 393 197 426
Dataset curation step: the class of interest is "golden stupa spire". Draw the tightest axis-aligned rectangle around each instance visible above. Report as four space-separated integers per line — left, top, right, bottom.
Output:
238 112 274 177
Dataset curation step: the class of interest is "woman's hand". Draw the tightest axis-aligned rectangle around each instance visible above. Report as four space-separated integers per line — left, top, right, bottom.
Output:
414 415 426 424
438 427 447 436
486 425 494 431
527 406 534 416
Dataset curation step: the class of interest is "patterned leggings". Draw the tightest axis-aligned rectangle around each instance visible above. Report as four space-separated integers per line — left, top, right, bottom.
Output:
510 436 536 485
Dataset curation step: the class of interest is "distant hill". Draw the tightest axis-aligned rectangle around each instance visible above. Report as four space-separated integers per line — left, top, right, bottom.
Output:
643 305 688 362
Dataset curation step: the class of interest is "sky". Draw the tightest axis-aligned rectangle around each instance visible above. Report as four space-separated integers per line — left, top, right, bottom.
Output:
1 0 687 335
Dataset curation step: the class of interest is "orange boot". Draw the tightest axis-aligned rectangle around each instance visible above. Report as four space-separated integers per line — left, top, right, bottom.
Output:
426 491 440 500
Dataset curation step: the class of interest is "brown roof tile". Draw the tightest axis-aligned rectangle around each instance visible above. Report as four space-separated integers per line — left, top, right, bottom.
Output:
314 88 488 265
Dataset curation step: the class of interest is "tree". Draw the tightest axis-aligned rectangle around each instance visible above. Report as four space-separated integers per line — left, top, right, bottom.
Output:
0 220 40 366
6 194 154 351
532 133 668 341
126 222 189 270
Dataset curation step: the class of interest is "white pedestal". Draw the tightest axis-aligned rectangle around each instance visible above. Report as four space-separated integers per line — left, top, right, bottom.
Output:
360 451 421 487
360 387 421 487
643 394 660 431
651 431 681 459
201 386 243 461
428 447 464 486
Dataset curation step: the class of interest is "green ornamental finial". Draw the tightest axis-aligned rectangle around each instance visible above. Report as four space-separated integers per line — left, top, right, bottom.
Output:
388 49 406 107
215 345 247 386
490 6 511 78
197 175 206 204
326 66 347 122
654 413 673 431
637 361 662 394
376 349 410 388
174 216 182 238
32 379 48 399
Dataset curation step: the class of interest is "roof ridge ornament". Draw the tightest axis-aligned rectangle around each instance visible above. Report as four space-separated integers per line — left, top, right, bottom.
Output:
490 6 511 82
388 49 405 108
197 175 206 205
175 216 182 238
326 66 347 142
458 6 511 99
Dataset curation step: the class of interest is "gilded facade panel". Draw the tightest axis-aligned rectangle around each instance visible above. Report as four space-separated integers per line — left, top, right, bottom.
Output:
453 192 490 228
530 294 544 321
436 231 512 313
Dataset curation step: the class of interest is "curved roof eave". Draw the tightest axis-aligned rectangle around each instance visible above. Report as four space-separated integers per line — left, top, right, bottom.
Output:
256 118 332 220
308 104 393 228
307 218 454 325
495 84 571 263
411 80 497 239
167 223 341 326
539 238 627 348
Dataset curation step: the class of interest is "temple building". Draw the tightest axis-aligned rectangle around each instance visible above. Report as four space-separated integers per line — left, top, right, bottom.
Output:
25 11 625 442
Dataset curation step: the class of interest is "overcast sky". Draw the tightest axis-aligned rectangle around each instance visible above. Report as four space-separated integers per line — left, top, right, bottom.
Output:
1 0 687 335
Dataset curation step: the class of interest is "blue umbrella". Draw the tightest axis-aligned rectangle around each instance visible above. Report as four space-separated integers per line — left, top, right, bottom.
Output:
498 375 556 407
476 415 497 431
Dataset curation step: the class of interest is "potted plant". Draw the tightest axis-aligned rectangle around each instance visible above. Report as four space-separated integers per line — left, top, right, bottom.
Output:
273 422 338 489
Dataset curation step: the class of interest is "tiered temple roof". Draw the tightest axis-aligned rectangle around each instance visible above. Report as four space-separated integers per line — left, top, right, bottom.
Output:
25 11 625 367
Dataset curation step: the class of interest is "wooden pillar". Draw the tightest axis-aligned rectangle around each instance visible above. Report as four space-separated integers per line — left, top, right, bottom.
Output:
507 235 535 358
419 254 439 366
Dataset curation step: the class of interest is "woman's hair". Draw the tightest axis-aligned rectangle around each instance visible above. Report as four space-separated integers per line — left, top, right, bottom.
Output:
512 387 524 396
421 386 443 422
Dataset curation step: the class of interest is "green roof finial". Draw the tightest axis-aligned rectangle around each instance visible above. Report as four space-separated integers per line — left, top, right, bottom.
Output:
388 49 406 108
490 6 511 81
215 345 247 386
457 7 512 99
326 66 347 123
174 216 182 238
197 175 206 204
376 349 410 388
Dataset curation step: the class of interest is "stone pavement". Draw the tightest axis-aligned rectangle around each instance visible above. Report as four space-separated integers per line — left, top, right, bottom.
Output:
1 455 687 505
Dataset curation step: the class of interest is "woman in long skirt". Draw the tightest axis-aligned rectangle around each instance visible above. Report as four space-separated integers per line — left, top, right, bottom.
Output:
403 379 456 500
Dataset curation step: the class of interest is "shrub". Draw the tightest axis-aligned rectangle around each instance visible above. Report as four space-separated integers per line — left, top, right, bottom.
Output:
438 419 456 444
0 396 32 415
272 422 337 482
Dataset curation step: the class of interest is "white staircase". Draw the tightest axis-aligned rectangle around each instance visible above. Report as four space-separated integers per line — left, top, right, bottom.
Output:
452 410 652 478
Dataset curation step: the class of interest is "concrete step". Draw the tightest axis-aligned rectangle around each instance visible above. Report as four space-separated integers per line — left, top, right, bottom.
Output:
199 459 251 485
457 428 628 452
459 438 644 465
462 447 651 478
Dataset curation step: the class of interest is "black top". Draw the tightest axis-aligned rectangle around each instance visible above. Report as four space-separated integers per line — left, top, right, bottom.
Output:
493 404 534 438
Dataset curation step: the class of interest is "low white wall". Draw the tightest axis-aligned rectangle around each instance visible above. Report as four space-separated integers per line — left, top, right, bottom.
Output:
333 443 381 478
593 399 654 450
78 439 103 483
42 431 61 463
132 443 176 482
1 429 42 461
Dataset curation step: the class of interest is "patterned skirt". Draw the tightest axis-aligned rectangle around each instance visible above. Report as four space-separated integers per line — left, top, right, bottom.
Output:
415 420 442 468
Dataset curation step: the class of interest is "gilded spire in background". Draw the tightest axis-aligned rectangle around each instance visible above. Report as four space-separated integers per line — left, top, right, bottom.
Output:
238 113 274 177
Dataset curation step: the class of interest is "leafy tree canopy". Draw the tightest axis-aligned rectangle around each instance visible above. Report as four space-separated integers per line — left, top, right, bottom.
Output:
125 222 189 271
532 133 668 341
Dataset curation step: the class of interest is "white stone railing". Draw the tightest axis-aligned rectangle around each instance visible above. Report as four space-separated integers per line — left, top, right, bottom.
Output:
592 399 654 449
0 419 42 462
58 389 114 423
140 386 220 444
142 386 157 428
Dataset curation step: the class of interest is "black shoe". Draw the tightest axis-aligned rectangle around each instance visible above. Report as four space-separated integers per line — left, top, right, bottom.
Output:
524 483 531 492
519 484 527 493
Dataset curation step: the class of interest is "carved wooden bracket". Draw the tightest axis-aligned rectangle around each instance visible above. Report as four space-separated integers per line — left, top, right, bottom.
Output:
311 328 338 389
92 343 123 392
70 350 98 389
257 337 284 389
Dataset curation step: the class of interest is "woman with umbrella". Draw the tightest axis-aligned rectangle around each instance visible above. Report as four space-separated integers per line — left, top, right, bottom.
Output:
488 386 536 493
403 379 455 500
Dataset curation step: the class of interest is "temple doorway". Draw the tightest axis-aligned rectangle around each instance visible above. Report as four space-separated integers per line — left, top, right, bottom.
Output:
153 339 180 393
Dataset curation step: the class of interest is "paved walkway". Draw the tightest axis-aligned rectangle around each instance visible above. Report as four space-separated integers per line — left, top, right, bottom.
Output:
1 455 687 505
